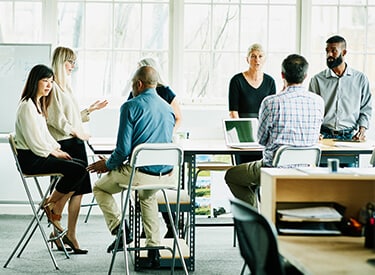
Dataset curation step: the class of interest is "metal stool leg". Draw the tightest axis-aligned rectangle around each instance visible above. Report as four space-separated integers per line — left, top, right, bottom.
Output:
82 195 97 223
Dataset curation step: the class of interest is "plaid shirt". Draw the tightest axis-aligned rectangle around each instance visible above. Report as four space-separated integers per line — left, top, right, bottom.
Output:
258 86 324 166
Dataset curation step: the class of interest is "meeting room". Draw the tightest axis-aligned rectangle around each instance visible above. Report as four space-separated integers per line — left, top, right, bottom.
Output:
1 1 375 274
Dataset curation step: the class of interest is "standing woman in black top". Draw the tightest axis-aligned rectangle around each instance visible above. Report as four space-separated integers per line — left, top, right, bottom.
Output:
228 43 276 163
229 43 276 119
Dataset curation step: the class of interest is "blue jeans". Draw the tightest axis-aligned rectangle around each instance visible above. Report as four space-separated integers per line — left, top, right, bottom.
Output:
320 128 357 167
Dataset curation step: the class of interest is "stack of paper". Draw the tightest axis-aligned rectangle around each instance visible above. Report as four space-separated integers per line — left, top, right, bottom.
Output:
277 206 343 222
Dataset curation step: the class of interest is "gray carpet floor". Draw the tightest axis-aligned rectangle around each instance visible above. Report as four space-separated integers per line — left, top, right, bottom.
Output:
0 214 243 274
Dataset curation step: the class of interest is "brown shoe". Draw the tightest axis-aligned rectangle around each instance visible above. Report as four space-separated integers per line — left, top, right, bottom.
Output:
43 203 64 232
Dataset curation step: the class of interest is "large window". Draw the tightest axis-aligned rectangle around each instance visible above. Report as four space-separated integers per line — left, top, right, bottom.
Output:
57 0 170 102
183 0 297 104
0 1 43 42
0 0 374 106
309 0 375 90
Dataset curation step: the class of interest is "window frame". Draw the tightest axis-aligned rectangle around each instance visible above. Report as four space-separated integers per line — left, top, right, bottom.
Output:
1 0 374 108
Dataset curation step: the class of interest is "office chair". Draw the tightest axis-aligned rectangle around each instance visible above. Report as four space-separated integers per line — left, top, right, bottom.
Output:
230 198 303 275
232 145 321 250
272 145 321 168
108 143 188 275
4 134 69 271
260 145 322 207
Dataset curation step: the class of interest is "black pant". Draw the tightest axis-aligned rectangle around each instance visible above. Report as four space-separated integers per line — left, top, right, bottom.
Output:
17 149 87 194
58 138 92 195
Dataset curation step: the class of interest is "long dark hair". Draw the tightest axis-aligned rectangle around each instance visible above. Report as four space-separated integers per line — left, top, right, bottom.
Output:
21 64 54 117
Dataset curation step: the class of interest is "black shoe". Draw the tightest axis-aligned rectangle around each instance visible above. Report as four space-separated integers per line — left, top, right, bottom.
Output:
110 223 133 244
145 249 160 269
106 230 133 253
107 235 123 253
124 221 133 244
164 227 174 238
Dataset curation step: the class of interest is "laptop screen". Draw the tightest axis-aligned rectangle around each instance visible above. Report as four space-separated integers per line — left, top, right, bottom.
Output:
223 118 259 146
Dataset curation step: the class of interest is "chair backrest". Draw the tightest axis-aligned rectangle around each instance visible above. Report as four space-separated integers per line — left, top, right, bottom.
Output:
8 133 24 175
130 143 183 168
272 145 321 168
230 198 285 275
8 133 63 178
8 133 18 156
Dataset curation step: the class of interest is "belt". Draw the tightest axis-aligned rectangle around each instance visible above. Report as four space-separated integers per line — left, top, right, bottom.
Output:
321 126 353 136
138 169 173 176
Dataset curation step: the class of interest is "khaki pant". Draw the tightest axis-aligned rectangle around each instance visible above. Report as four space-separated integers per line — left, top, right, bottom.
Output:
93 163 175 247
224 159 264 207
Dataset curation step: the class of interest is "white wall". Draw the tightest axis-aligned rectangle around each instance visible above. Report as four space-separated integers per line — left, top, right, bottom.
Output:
87 105 228 140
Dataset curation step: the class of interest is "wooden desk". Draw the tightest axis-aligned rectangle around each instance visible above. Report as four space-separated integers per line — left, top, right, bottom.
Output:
87 138 375 271
260 168 375 223
88 138 374 167
279 236 375 275
180 138 374 166
261 168 375 274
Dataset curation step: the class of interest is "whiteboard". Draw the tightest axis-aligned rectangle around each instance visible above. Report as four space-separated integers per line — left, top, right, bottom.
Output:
0 43 51 133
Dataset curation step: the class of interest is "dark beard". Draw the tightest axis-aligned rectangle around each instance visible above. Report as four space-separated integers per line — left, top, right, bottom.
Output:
326 54 343 69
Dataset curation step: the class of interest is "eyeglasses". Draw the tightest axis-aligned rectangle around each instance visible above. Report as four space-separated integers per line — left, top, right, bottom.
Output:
66 59 76 65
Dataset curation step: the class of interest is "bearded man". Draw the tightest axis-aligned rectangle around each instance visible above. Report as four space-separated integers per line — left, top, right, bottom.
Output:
309 35 372 142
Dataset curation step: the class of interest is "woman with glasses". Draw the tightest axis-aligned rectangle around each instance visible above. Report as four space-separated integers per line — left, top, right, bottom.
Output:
46 46 108 253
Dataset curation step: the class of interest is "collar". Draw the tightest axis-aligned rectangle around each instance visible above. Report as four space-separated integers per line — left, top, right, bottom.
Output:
284 85 305 93
325 64 352 78
138 88 157 96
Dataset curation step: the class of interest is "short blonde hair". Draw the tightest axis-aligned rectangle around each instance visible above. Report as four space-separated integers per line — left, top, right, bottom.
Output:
247 43 264 57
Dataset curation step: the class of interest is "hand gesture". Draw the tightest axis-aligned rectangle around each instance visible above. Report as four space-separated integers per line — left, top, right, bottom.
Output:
89 100 108 113
353 126 366 141
86 156 108 174
71 130 91 141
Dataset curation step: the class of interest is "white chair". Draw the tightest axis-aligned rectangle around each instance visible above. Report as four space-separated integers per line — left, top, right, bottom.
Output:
108 143 189 275
272 145 321 168
4 134 69 271
252 145 322 213
254 145 321 207
233 146 321 275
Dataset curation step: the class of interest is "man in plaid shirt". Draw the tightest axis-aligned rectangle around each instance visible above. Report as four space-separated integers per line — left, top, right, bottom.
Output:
225 54 324 206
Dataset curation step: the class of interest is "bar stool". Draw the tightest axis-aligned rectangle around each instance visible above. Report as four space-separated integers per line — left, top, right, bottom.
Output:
108 143 188 275
4 134 69 270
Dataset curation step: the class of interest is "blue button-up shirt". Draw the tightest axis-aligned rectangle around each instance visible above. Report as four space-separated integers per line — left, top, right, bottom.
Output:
106 88 175 174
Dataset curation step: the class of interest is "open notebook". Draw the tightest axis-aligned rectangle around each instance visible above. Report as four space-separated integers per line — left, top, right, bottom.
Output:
223 118 262 149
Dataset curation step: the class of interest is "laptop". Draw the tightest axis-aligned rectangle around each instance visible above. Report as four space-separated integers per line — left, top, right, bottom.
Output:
223 118 262 149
